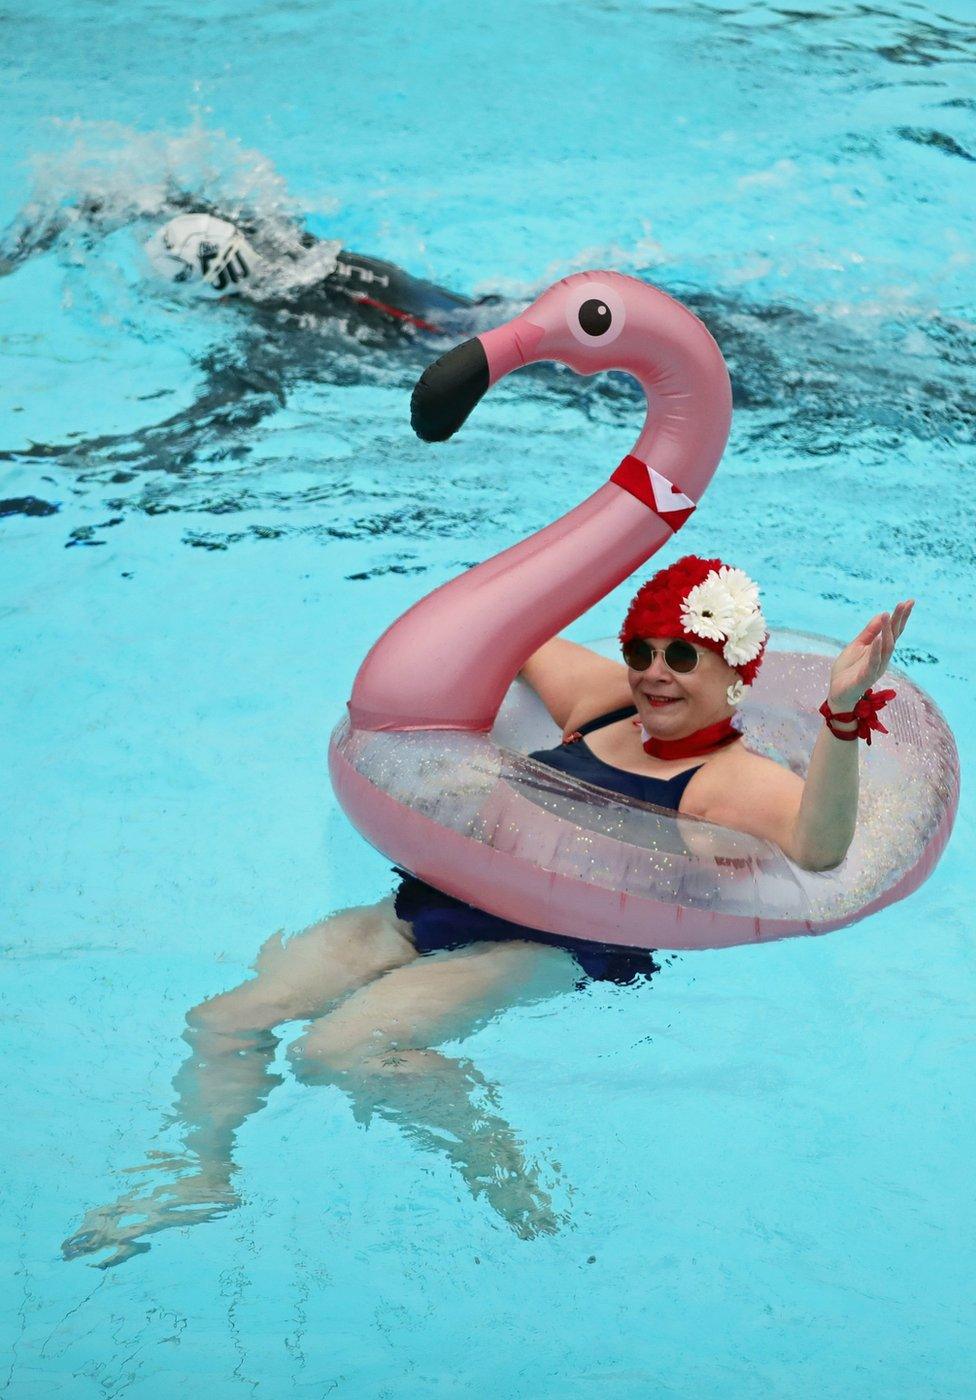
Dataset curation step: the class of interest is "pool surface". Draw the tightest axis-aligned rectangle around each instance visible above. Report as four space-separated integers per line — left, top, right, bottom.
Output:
1 1 974 1395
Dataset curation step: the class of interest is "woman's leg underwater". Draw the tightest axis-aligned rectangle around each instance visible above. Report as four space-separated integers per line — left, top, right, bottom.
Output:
63 898 417 1267
290 939 579 1237
186 894 418 1039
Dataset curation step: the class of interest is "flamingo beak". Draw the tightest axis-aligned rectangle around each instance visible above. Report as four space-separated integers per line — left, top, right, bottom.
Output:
410 337 491 443
410 316 547 443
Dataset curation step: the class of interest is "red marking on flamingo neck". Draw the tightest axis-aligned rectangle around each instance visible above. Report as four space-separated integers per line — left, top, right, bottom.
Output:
611 455 696 530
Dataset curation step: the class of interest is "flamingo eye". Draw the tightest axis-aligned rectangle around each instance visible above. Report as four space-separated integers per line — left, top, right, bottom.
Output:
578 299 612 336
566 281 625 347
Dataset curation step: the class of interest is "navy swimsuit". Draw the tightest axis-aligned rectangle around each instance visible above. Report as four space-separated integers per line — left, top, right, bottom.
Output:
392 705 706 985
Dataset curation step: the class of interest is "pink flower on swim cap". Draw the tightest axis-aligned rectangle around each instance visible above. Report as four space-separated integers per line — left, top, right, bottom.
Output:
619 554 769 686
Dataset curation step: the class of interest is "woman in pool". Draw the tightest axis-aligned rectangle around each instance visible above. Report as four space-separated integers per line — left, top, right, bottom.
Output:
63 557 913 1263
189 556 913 1060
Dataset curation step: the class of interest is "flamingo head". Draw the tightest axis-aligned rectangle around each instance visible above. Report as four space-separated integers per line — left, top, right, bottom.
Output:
411 270 666 443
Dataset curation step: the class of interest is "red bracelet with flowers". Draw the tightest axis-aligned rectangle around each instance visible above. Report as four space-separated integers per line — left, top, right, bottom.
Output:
819 687 897 745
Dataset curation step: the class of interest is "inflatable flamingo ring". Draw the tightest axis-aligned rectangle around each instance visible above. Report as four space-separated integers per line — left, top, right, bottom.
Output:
329 272 958 951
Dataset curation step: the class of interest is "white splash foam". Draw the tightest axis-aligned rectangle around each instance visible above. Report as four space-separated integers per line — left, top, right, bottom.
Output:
2 113 331 273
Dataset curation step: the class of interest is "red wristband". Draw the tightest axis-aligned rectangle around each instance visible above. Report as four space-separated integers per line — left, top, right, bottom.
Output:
819 687 897 746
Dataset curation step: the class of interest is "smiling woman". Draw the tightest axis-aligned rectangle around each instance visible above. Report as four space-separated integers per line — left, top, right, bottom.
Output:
522 553 910 876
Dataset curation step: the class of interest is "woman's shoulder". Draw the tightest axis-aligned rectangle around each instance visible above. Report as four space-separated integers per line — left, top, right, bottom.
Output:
694 739 801 786
563 689 635 737
682 740 804 824
521 637 632 732
574 701 638 736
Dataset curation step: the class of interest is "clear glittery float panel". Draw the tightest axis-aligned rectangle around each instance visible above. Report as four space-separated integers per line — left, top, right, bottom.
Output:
335 632 958 924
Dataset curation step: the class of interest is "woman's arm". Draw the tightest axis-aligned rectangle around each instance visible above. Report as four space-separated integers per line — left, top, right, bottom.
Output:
794 602 912 867
694 602 913 871
718 721 862 872
518 636 631 730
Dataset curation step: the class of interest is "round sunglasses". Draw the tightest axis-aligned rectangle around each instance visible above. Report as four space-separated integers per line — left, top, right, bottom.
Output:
621 638 701 674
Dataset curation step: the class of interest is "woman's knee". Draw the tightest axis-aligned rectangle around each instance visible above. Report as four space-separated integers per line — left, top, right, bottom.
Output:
288 1019 386 1080
185 982 293 1036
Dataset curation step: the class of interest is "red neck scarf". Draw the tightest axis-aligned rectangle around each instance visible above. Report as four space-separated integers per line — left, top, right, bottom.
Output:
635 714 741 760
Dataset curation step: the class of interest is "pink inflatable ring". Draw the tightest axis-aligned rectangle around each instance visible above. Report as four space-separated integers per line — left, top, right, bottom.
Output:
329 273 959 950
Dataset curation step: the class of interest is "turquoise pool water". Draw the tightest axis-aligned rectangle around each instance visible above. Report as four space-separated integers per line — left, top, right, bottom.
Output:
1 1 973 1394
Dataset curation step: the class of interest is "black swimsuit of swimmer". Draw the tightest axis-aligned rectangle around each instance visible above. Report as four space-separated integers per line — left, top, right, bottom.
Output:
318 248 498 334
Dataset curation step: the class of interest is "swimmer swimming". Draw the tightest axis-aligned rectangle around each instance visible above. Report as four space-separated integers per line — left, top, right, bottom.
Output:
144 210 497 335
0 195 511 502
2 186 493 336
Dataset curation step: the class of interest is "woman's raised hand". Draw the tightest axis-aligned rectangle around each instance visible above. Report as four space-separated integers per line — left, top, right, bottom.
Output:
828 600 914 709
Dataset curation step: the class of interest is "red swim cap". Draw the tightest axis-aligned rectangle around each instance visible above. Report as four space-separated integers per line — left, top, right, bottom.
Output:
620 555 768 688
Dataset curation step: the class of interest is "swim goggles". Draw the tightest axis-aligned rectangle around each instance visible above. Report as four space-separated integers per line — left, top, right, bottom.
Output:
621 638 701 674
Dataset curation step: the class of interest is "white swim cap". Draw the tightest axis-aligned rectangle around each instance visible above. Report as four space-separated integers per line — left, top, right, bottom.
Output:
145 213 259 296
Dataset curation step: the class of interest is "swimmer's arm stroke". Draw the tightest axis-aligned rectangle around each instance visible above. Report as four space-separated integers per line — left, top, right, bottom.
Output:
518 637 630 732
696 603 913 871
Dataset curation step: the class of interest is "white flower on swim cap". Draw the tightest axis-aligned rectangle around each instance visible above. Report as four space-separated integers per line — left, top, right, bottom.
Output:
716 565 760 614
726 678 748 706
681 575 737 642
723 609 767 666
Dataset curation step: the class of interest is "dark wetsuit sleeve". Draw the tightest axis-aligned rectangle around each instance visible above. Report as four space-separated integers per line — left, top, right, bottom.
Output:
326 251 476 328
